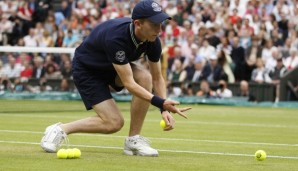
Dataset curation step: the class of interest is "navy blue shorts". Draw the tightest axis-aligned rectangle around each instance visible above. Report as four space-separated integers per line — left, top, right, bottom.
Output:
72 58 124 110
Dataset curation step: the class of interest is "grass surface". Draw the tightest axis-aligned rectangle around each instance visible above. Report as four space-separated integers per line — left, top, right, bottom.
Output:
0 100 297 171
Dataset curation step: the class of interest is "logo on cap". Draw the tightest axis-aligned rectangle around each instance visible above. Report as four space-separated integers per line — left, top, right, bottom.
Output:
152 2 161 12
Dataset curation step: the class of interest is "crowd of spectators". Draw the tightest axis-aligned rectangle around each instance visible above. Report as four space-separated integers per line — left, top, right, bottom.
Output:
0 0 298 102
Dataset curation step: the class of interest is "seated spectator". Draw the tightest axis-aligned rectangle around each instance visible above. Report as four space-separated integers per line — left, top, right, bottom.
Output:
191 56 204 82
62 29 79 47
20 61 33 78
217 50 235 83
198 39 216 62
251 58 271 84
199 54 227 85
32 56 45 79
44 64 62 79
269 57 287 102
168 59 185 96
44 54 59 71
61 60 72 79
38 30 54 47
23 28 38 47
196 80 217 98
284 48 298 70
168 46 187 72
3 54 22 78
216 79 233 98
237 80 256 102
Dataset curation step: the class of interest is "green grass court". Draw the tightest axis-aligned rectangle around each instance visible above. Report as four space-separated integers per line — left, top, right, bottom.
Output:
0 100 297 171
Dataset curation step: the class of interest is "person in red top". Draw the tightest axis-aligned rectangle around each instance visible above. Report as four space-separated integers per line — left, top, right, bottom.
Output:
20 61 33 78
229 8 241 25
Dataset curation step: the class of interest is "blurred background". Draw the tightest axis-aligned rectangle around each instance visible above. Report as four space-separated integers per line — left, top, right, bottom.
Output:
0 0 297 104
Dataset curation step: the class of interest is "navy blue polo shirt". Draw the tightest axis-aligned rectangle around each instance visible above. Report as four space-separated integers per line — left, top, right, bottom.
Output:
74 17 162 71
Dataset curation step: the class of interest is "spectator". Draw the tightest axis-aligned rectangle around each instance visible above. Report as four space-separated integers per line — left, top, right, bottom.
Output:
280 38 292 58
230 36 246 81
206 27 220 48
10 18 24 45
245 36 262 67
217 49 235 83
38 30 54 47
168 59 185 97
32 56 45 79
23 28 38 47
237 80 256 102
216 79 233 98
3 54 22 78
54 29 64 47
44 54 59 71
269 57 287 102
199 54 227 85
284 48 298 70
216 36 232 56
59 0 72 19
62 29 79 47
196 80 217 98
44 63 62 79
0 14 13 45
261 39 277 64
20 60 33 78
17 1 34 35
251 58 271 84
61 60 72 79
229 8 241 25
198 39 216 62
191 56 204 82
168 46 186 72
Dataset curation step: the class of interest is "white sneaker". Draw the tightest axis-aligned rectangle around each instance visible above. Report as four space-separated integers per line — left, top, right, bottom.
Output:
124 136 158 157
40 123 67 153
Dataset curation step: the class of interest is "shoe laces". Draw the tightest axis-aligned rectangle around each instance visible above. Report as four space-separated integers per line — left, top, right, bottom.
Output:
52 128 69 149
136 136 151 146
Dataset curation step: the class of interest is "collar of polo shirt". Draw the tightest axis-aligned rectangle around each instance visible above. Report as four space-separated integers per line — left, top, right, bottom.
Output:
130 23 144 48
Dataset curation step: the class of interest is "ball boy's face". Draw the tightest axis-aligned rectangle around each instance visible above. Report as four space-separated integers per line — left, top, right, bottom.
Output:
134 19 162 42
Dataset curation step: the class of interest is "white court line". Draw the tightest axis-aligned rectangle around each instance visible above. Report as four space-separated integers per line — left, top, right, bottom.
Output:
1 113 297 128
0 140 298 160
1 129 298 147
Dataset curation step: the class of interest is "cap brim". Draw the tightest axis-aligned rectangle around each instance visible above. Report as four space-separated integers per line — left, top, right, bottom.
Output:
147 12 171 24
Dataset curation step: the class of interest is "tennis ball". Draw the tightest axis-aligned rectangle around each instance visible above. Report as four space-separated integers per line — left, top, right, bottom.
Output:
57 149 68 159
66 148 75 159
160 120 166 129
73 148 81 158
255 150 267 161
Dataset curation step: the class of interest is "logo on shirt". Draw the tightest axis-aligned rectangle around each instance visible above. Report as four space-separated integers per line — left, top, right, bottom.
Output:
115 51 126 62
152 2 161 12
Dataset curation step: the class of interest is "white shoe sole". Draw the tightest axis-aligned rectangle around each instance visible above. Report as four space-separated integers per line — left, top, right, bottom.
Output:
123 149 158 157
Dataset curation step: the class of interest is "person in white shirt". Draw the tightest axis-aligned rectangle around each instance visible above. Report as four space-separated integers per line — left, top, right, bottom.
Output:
3 54 22 78
23 28 38 47
284 48 298 70
198 39 216 62
216 79 233 98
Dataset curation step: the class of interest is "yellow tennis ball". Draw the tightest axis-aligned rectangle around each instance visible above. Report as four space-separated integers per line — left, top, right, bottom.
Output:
160 120 166 129
66 148 75 159
255 150 267 161
73 148 81 158
57 149 67 159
